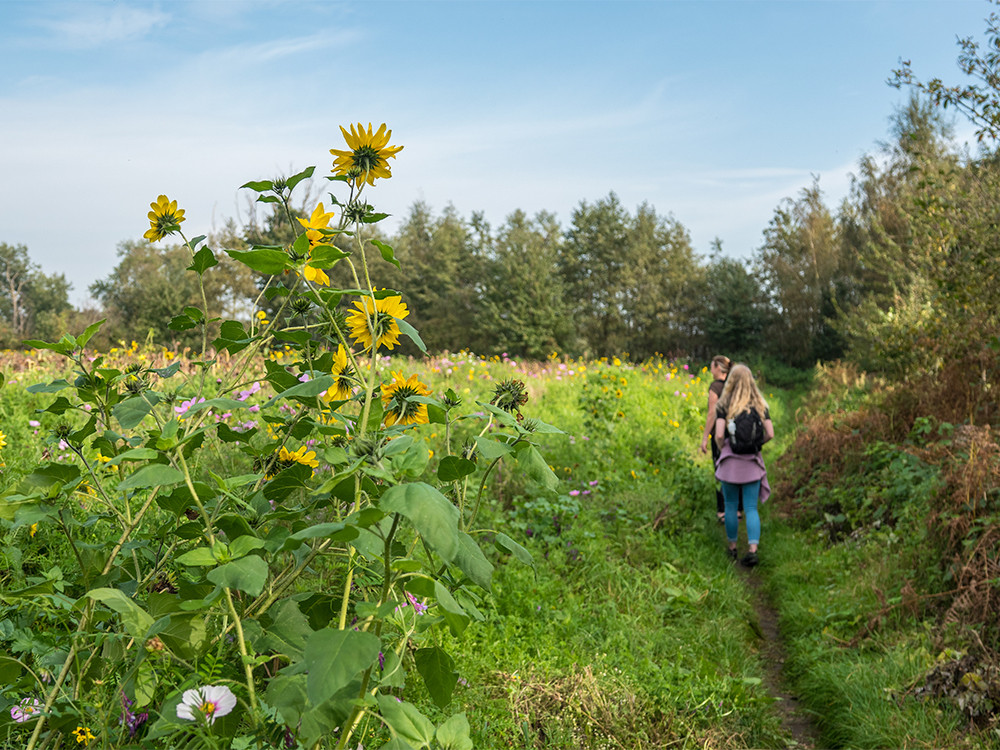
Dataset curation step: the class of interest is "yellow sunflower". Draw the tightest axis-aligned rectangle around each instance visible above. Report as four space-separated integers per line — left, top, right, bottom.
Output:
267 445 319 478
0 430 6 450
381 371 431 427
143 195 186 242
303 264 330 286
323 345 355 402
346 293 409 351
330 123 403 186
297 202 335 248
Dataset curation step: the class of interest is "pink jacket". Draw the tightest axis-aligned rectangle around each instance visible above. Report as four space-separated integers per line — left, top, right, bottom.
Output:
715 439 771 503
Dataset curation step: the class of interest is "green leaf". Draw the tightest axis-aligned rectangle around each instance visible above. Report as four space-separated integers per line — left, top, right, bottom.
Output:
371 239 400 269
473 436 514 460
414 647 457 709
304 628 381 706
114 394 160 429
207 555 268 596
265 374 335 405
117 464 185 491
376 697 435 749
188 246 218 275
516 444 560 490
77 319 106 348
227 248 291 275
379 483 459 563
241 179 273 192
286 165 315 190
282 522 358 552
86 588 154 639
105 448 160 466
256 599 313 660
310 245 350 267
27 378 72 394
175 547 217 567
437 456 476 482
454 531 493 591
395 317 426 354
436 713 474 750
494 532 534 569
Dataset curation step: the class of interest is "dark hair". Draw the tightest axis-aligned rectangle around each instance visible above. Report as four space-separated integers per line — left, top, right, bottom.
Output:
711 355 731 375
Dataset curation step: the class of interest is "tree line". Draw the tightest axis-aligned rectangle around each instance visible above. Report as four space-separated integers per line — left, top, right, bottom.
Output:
3 83 999 400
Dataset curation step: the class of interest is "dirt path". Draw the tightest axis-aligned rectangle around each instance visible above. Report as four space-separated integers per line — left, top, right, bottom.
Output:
738 565 822 748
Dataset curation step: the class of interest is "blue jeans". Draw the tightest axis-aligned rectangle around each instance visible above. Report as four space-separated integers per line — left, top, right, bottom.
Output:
722 480 760 546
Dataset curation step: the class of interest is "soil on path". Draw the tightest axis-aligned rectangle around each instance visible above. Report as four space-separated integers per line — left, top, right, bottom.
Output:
737 562 822 749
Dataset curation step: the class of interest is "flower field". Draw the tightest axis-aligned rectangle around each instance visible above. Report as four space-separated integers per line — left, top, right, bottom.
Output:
1 332 792 750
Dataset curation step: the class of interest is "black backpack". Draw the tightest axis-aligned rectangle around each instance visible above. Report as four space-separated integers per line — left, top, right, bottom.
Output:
727 409 764 454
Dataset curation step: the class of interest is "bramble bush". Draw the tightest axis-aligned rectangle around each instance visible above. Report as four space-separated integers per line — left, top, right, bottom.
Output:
0 124 557 749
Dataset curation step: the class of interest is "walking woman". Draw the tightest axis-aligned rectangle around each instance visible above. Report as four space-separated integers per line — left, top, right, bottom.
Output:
700 355 740 522
714 364 773 567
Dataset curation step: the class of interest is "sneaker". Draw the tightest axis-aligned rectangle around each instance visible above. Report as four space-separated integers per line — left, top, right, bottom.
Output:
741 551 758 568
727 547 738 561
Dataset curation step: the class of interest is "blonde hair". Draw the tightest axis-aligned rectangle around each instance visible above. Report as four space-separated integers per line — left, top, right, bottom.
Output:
717 363 767 420
711 355 731 375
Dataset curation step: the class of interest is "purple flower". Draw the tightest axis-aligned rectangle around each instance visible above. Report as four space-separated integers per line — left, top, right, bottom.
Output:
120 692 148 737
10 698 40 723
569 490 580 497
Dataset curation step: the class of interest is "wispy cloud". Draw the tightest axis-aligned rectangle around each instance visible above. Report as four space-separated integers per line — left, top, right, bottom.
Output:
38 5 171 49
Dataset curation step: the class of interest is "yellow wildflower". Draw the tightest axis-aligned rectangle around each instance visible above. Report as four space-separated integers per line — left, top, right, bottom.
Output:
330 122 403 186
143 195 185 242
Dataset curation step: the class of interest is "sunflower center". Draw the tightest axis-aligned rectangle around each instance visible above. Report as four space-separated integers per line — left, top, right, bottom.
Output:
387 385 421 417
352 145 383 173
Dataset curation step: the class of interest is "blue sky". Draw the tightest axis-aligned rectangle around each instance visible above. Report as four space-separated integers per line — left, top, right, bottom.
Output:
0 0 991 305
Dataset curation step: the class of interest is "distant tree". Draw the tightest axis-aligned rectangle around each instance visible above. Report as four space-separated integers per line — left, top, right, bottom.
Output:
90 239 257 346
755 178 845 366
390 203 480 354
561 193 632 356
698 244 771 359
0 243 72 346
478 210 574 359
622 204 704 358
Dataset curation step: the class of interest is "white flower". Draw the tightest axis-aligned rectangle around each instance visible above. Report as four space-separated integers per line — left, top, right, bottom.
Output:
176 685 237 725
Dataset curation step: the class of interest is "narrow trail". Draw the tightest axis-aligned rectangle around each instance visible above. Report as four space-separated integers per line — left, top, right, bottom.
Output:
737 562 822 749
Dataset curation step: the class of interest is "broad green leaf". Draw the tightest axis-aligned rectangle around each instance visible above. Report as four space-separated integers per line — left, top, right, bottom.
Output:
286 165 315 190
104 447 159 466
114 394 160 429
495 532 534 569
396 317 426 354
76 318 106 348
414 646 457 709
256 599 313 660
175 547 217 567
436 713 474 750
437 456 476 482
117 464 185 491
241 179 273 191
207 556 268 596
371 239 400 269
188 246 218 275
86 588 154 639
376 697 435 749
454 531 493 591
264 375 335 405
380 483 459 563
27 378 72 394
310 245 350 267
516 444 560 490
227 248 290 275
473 436 514 460
304 628 381 706
229 535 265 558
282 522 358 551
